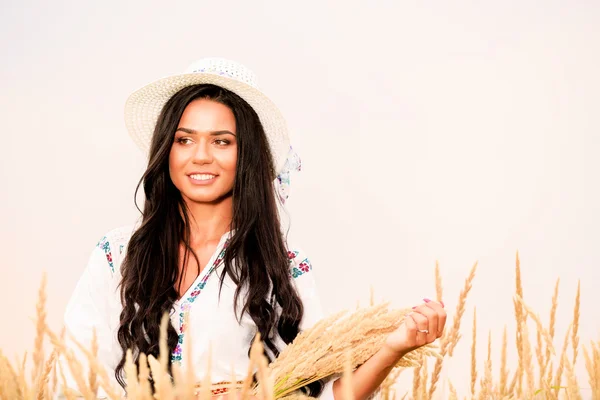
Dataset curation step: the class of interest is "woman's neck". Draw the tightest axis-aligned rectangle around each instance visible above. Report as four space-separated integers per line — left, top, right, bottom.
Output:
183 196 233 244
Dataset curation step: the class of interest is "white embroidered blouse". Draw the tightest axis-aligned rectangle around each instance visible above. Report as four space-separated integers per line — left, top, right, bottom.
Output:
60 225 335 399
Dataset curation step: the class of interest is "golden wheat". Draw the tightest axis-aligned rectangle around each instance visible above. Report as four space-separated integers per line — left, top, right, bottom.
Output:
3 256 599 400
470 307 477 398
427 261 478 400
513 252 525 398
573 280 581 368
499 325 508 395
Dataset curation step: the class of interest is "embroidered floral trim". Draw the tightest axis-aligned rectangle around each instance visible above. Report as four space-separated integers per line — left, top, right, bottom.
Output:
291 258 312 279
287 250 300 260
97 236 114 273
171 240 230 364
288 250 312 279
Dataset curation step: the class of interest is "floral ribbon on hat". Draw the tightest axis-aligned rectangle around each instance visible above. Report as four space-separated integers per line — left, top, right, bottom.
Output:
275 146 302 204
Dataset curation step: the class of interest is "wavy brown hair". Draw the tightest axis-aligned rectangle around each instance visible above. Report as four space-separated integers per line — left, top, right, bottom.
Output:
115 84 322 395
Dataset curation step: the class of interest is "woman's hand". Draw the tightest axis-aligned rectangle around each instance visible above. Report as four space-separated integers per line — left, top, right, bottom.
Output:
383 298 447 359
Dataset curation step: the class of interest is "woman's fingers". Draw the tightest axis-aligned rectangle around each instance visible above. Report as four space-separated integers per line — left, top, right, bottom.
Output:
412 298 447 343
422 299 447 337
411 306 436 343
409 311 429 345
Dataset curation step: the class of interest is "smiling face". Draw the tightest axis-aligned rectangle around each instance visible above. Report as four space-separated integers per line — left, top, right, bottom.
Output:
168 98 238 205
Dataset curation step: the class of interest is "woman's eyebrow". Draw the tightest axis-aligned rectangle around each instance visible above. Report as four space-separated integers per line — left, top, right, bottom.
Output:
175 127 236 136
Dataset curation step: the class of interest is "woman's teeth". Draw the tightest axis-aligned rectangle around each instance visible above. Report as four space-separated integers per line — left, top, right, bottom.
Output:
190 174 216 181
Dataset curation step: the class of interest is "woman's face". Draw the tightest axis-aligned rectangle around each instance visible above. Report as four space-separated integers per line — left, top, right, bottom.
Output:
169 99 238 205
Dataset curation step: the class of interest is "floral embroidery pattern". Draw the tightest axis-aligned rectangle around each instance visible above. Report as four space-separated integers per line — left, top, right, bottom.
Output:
287 250 299 261
171 240 230 364
97 236 114 273
288 250 312 279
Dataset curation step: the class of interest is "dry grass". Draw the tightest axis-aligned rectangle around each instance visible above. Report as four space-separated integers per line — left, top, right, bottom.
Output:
383 254 598 400
573 281 581 367
499 325 508 395
266 302 439 398
470 308 477 398
427 262 478 399
1 254 599 400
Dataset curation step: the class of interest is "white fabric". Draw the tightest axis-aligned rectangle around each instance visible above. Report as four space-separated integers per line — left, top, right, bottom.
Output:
59 226 335 399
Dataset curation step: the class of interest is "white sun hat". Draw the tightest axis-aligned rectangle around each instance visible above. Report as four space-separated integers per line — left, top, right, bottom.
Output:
124 57 291 174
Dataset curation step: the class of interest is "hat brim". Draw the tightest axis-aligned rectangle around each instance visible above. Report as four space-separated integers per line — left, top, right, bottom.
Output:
124 72 290 174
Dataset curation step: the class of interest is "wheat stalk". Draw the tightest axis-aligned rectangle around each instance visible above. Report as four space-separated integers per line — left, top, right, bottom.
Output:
428 262 477 399
593 341 600 400
515 295 556 358
478 330 493 399
0 350 23 399
572 280 581 367
419 353 428 400
446 262 478 358
592 341 600 400
499 325 508 395
447 379 457 400
545 278 560 385
412 352 423 399
583 345 597 399
57 359 78 400
18 350 31 399
32 272 47 386
36 350 56 400
59 329 122 400
513 251 525 398
563 351 582 400
435 261 443 304
520 309 535 398
554 323 572 398
470 307 477 398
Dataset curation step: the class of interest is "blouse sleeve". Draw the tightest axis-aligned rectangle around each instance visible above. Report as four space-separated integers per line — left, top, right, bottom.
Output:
288 248 337 400
58 236 124 399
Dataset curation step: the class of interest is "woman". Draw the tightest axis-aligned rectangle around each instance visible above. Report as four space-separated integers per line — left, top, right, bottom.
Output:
62 57 447 399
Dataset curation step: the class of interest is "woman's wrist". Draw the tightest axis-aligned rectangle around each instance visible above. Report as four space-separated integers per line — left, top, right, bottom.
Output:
378 343 408 367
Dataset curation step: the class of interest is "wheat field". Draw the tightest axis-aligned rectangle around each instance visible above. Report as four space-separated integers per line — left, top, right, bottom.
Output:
0 254 598 400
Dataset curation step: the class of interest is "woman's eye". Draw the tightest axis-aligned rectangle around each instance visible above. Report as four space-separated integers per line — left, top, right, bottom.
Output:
177 137 193 145
214 139 230 146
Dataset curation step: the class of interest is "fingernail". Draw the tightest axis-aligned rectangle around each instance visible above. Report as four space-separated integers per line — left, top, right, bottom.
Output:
441 301 445 307
423 298 431 303
412 306 417 309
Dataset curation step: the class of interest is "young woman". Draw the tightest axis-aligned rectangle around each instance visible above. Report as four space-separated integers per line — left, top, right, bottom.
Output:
61 57 447 399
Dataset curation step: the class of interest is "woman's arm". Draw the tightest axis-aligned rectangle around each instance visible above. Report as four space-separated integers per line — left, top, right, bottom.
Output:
286 247 447 400
59 232 125 399
332 345 403 400
332 300 447 400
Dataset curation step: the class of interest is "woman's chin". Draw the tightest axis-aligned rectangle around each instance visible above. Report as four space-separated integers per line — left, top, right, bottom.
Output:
183 190 233 205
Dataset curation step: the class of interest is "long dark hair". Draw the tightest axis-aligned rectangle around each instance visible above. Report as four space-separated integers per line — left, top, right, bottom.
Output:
115 84 322 395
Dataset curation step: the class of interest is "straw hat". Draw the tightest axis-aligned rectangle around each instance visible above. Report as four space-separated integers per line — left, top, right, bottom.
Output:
124 57 291 174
